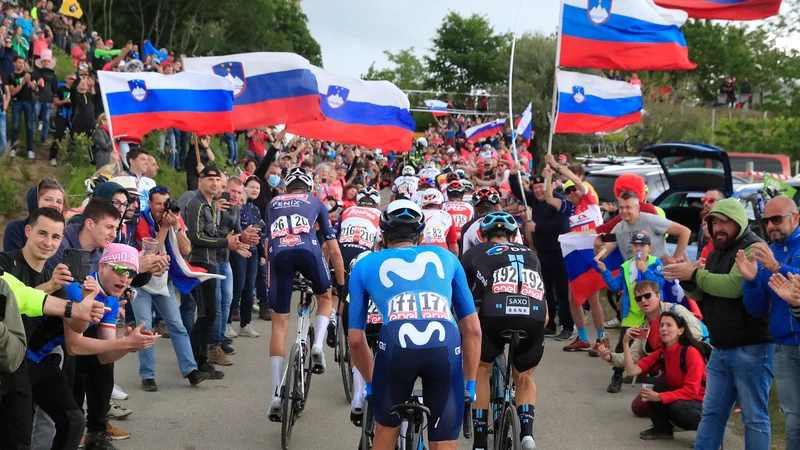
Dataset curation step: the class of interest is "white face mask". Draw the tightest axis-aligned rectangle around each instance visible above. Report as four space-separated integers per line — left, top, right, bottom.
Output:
326 203 334 212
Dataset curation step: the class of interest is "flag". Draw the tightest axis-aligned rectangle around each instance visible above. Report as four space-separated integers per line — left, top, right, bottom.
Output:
60 0 83 18
559 0 696 71
285 66 416 150
424 99 449 117
142 40 168 62
514 102 533 141
98 71 234 139
166 229 225 294
559 233 624 304
184 52 324 130
554 70 642 134
465 118 506 143
654 0 781 20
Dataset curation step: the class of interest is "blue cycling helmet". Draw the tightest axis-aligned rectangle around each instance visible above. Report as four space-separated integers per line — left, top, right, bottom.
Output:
480 212 519 238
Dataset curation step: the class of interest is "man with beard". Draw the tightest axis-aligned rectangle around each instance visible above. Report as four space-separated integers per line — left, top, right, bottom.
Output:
661 198 772 450
741 196 800 448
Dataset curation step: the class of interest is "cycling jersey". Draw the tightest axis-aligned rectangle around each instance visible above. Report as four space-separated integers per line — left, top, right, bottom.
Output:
349 246 476 441
266 193 336 313
336 206 381 268
458 216 523 257
421 209 458 250
418 168 440 181
443 201 474 240
460 241 547 372
392 175 419 198
410 189 426 205
568 186 603 232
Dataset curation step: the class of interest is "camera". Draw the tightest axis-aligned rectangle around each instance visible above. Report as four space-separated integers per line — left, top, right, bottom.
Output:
165 199 180 214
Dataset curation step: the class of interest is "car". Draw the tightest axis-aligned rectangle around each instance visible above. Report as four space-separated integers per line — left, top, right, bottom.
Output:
729 152 792 181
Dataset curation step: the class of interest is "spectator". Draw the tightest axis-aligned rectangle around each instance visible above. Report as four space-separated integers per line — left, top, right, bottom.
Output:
70 64 95 139
696 190 726 252
185 135 216 191
10 26 28 58
246 128 269 163
630 73 643 88
92 114 118 170
0 278 26 374
0 34 15 75
52 13 69 50
224 131 239 165
741 76 752 105
49 72 75 166
32 48 57 143
71 38 89 68
2 178 68 252
239 159 257 182
31 26 51 60
229 176 264 334
8 55 38 159
0 54 9 157
661 198 772 450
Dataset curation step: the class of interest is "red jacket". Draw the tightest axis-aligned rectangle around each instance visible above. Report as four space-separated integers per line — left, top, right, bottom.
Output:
636 343 706 404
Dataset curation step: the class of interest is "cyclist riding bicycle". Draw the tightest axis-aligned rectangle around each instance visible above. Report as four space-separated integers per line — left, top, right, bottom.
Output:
410 176 435 205
461 180 475 204
348 199 482 450
442 180 475 242
418 161 441 183
392 165 420 202
459 187 522 256
460 212 548 450
266 167 346 421
419 189 458 254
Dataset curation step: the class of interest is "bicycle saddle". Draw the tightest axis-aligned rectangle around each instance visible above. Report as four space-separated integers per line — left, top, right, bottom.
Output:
501 329 528 341
390 403 431 421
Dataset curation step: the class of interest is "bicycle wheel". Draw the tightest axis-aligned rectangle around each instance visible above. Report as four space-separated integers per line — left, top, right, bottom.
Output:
497 404 521 450
303 321 315 405
281 343 300 450
359 398 374 450
337 317 354 402
623 135 640 154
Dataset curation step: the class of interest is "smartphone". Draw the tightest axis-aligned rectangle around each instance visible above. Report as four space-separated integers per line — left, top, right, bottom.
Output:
221 192 231 202
600 234 618 243
600 332 610 349
633 328 650 339
253 219 266 230
62 248 91 283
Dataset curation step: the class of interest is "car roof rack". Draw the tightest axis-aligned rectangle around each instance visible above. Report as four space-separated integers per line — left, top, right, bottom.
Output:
576 155 657 166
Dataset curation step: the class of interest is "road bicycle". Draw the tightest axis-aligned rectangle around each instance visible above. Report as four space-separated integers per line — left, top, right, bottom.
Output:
487 330 528 450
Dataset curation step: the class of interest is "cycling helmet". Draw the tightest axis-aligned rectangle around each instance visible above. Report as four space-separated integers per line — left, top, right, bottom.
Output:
461 180 475 192
442 165 454 174
284 167 314 191
455 169 466 179
420 188 444 207
416 137 428 148
446 173 459 183
480 211 519 238
447 180 465 195
356 187 381 207
418 176 435 188
473 187 501 206
424 161 437 169
401 165 416 176
380 199 425 234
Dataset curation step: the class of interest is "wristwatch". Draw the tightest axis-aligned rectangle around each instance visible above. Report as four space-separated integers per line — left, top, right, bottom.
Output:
64 300 73 318
557 163 564 171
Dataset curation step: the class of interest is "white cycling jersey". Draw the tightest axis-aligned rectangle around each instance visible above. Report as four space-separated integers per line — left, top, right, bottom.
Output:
421 209 458 250
418 168 441 181
392 175 419 197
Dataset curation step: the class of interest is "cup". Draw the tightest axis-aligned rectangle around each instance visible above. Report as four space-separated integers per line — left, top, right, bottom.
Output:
641 383 654 391
141 238 159 255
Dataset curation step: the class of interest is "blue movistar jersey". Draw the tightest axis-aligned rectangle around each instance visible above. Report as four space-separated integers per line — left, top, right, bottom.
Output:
348 245 476 331
265 193 336 257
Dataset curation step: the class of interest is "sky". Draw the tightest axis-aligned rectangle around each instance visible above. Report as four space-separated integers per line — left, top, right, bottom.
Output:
301 0 798 79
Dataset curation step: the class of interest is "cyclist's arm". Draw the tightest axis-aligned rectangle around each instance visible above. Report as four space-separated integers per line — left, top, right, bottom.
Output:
318 206 345 286
346 265 373 383
451 259 481 383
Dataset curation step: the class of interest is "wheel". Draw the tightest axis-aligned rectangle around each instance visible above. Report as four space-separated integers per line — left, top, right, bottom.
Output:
623 135 640 154
497 403 521 450
303 321 315 405
360 398 374 450
281 343 300 450
338 317 354 402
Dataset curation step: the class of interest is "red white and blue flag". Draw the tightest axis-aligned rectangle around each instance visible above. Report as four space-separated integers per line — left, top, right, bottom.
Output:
554 70 642 134
424 99 450 117
514 102 533 142
559 233 624 304
465 118 506 143
654 0 781 20
559 0 696 71
98 71 234 139
184 52 324 130
285 67 416 150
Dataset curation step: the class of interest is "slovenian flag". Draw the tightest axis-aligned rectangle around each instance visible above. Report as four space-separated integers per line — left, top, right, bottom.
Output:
514 102 533 141
559 0 696 71
654 0 781 20
424 99 449 117
559 233 624 304
554 70 642 134
285 66 416 150
184 52 324 130
98 71 234 139
465 118 506 143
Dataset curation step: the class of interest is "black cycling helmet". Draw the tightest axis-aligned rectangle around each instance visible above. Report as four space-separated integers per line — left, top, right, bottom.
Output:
357 187 381 207
480 211 519 239
447 180 465 196
380 199 425 235
284 167 313 191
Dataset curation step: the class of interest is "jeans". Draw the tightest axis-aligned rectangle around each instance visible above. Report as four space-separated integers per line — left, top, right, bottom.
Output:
694 343 774 450
180 290 196 335
775 343 800 448
0 112 7 156
190 263 217 365
133 284 198 379
35 101 51 142
230 251 258 327
224 132 238 163
11 101 34 152
209 261 233 344
159 127 176 152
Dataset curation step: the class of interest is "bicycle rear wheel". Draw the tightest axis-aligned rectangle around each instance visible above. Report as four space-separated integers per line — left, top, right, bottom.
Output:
497 404 521 450
281 343 300 450
337 317 354 402
303 321 315 405
359 398 375 450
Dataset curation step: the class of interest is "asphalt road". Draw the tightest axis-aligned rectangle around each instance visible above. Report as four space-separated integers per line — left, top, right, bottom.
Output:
111 305 745 450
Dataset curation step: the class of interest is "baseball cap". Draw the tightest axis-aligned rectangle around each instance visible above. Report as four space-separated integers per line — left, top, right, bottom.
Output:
199 166 222 178
558 154 568 163
563 180 576 191
99 243 140 272
105 39 113 45
631 230 651 245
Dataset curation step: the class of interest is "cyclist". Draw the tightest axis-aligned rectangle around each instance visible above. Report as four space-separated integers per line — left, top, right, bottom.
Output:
266 167 346 421
418 161 441 183
442 180 474 242
461 180 475 204
391 165 419 202
459 187 522 256
411 176 436 205
419 189 458 254
348 200 482 450
460 212 548 450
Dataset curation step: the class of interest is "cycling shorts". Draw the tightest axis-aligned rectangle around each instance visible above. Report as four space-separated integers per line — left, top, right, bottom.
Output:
372 319 464 442
341 244 371 270
267 248 331 314
479 315 545 372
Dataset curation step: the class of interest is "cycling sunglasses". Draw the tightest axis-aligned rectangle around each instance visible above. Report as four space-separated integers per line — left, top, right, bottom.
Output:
110 264 137 278
634 292 655 303
700 197 717 204
762 213 793 226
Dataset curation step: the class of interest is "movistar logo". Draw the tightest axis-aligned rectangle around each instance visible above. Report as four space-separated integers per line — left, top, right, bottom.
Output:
397 208 415 219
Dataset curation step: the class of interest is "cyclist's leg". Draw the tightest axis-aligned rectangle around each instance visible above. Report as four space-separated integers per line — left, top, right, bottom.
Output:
474 317 503 449
372 322 418 448
420 321 463 447
297 249 333 371
268 254 294 403
510 321 546 446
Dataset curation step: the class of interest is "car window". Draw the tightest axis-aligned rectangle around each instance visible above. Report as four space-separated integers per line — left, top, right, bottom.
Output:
584 175 618 203
729 157 784 174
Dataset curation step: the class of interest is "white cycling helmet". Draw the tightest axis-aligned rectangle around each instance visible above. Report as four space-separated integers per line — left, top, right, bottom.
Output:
420 188 444 207
416 137 428 148
401 165 416 176
356 187 381 207
424 161 437 169
284 167 314 191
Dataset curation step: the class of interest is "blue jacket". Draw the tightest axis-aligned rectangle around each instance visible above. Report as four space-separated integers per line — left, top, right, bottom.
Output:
3 186 38 252
743 225 800 346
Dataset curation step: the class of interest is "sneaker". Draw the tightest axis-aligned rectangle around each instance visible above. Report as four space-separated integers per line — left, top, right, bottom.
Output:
268 397 282 422
199 362 225 379
563 337 590 352
186 369 207 387
607 375 623 393
252 303 260 313
154 322 170 339
554 327 574 341
224 337 234 345
83 431 117 450
588 341 602 357
604 318 621 329
49 158 57 166
239 324 260 338
141 379 158 392
639 426 674 440
105 421 130 440
229 306 240 321
220 342 236 355
521 435 537 450
326 322 337 348
38 121 42 131
224 324 238 339
259 308 271 321
107 402 131 420
207 344 233 366
110 385 128 400
543 326 557 337
311 346 326 374
27 150 35 159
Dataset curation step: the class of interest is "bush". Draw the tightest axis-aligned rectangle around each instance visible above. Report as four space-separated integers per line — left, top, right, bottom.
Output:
0 174 18 216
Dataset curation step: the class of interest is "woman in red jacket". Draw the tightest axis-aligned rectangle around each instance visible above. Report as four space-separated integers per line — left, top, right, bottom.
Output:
624 310 707 440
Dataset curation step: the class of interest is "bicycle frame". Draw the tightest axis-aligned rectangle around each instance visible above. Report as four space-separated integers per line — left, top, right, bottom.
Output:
279 282 316 409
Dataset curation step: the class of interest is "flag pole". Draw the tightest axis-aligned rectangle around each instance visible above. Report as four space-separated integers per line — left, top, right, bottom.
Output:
507 0 530 220
546 0 566 155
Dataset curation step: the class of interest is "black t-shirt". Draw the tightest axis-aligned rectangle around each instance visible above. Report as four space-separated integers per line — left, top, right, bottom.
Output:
55 85 72 118
9 71 34 103
70 84 95 133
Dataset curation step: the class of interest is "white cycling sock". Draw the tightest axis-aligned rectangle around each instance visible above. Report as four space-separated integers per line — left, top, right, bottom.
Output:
330 308 337 325
351 367 366 412
270 356 285 400
313 314 329 349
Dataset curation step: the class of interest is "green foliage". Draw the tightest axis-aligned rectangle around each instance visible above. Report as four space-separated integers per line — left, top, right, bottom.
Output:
0 173 18 216
363 48 426 91
713 117 800 160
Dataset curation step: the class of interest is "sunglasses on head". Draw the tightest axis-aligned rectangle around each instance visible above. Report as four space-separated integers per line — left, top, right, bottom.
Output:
110 264 137 278
634 292 655 302
761 213 793 226
149 186 170 196
701 197 717 204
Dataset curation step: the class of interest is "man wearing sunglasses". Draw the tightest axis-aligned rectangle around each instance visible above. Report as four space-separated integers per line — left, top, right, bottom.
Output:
697 190 726 253
740 196 800 448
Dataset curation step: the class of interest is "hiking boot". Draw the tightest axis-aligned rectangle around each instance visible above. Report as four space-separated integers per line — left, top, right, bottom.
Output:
259 308 272 321
106 402 131 420
639 426 674 440
554 327 574 341
199 362 225 379
141 379 158 392
588 341 602 357
239 324 260 338
186 369 207 387
607 375 623 393
326 321 337 348
230 306 240 321
154 322 170 339
83 431 118 450
563 337 590 352
207 344 233 366
106 421 130 440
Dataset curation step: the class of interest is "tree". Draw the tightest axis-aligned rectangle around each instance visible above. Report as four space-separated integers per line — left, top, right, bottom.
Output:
362 48 426 90
424 12 510 94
